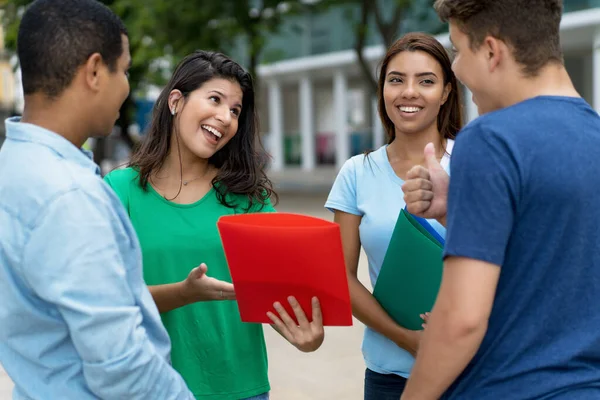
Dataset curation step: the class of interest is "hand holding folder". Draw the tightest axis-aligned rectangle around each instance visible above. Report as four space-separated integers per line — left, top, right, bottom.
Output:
373 209 444 331
217 213 353 326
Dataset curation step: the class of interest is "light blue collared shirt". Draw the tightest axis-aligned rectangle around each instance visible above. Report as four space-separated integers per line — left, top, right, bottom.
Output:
0 118 194 399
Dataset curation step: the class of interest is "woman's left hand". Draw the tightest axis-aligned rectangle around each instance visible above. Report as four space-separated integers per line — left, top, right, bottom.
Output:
267 296 324 353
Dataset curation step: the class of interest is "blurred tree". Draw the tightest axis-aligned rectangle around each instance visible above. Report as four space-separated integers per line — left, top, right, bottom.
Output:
2 0 310 164
318 0 443 94
2 0 446 162
143 0 311 88
1 0 171 163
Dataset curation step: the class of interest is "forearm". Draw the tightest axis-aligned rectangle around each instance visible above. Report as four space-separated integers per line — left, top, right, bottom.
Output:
149 282 190 313
348 276 416 352
401 315 487 399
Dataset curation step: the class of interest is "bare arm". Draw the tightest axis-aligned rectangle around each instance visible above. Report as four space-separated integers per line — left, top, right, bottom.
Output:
335 210 421 355
149 263 235 314
149 283 190 314
401 257 500 399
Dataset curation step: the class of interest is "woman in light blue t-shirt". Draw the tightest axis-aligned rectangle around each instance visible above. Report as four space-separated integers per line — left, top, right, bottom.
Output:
325 33 464 400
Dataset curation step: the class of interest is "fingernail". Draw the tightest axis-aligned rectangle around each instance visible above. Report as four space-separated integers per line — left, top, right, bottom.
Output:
273 302 281 308
288 296 295 303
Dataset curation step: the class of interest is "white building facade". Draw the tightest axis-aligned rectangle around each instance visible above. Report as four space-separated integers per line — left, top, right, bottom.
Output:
257 7 600 172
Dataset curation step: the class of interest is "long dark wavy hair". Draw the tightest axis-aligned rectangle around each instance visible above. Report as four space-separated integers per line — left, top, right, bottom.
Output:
129 50 276 209
377 32 463 148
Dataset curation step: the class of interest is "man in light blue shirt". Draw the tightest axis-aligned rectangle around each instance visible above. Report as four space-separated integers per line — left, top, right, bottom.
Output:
0 0 194 398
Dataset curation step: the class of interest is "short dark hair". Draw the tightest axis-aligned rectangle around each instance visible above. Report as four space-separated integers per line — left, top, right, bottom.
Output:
17 0 128 98
129 51 277 210
377 32 463 145
434 0 563 76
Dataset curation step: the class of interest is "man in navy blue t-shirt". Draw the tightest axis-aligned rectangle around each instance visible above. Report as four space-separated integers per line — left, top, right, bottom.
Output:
400 1 600 399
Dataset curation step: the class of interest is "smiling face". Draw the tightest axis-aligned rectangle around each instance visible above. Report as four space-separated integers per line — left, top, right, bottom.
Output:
169 77 243 160
383 50 451 137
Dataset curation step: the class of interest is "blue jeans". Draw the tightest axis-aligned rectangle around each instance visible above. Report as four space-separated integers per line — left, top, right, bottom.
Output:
242 393 269 400
364 368 407 400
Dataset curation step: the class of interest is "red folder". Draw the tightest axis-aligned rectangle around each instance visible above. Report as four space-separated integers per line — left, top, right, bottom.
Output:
217 213 353 326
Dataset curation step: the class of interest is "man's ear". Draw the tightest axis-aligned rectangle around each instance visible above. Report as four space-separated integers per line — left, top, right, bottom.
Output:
83 53 104 93
483 36 503 73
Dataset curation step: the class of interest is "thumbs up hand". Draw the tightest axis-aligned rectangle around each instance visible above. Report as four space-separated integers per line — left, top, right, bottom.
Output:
401 142 449 225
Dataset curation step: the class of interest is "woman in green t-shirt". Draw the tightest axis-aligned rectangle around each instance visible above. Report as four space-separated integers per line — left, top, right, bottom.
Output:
104 51 324 400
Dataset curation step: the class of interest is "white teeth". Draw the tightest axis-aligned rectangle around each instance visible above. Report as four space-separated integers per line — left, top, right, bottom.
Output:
202 125 222 138
399 106 422 113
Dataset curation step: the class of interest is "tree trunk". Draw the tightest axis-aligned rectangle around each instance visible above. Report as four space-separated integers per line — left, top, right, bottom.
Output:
249 44 260 91
372 0 406 49
354 0 377 95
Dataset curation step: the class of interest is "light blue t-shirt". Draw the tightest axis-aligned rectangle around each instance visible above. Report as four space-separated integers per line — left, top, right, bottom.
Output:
325 142 452 377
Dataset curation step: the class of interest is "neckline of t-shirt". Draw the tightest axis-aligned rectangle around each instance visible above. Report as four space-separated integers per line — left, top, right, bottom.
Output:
147 182 216 209
382 141 452 186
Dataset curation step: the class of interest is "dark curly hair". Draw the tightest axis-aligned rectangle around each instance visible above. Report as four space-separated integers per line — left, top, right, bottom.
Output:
129 50 276 210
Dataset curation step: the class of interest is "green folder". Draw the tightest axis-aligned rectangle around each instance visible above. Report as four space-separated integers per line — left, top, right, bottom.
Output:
373 209 444 330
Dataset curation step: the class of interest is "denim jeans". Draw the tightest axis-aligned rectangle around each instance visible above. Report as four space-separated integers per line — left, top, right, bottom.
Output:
364 368 408 400
242 392 269 400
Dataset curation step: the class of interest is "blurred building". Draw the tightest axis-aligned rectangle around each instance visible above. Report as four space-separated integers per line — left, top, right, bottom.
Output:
0 18 17 147
248 0 600 172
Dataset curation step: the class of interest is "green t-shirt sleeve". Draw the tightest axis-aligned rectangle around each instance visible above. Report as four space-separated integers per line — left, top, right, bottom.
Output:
103 168 136 214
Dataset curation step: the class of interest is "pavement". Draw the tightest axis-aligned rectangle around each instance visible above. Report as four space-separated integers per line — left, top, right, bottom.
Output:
0 192 370 400
266 193 368 400
0 368 10 400
268 166 340 194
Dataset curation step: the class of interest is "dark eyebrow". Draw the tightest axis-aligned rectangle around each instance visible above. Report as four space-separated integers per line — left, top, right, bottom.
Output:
387 71 438 78
209 90 242 109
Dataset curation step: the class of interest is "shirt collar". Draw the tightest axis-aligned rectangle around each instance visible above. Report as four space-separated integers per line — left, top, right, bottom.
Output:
5 117 101 175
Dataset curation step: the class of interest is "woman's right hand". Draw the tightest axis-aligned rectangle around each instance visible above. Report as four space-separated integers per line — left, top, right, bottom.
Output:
181 263 236 302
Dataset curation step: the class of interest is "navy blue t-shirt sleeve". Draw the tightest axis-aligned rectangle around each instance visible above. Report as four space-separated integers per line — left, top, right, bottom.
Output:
443 122 521 267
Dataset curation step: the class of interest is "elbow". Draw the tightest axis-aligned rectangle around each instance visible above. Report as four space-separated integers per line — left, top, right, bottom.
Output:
83 344 178 399
439 312 488 341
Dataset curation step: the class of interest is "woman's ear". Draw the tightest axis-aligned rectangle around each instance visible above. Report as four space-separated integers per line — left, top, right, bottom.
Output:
168 90 183 115
441 83 451 106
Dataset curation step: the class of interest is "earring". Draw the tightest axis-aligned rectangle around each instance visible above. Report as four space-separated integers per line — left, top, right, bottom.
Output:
171 108 175 116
